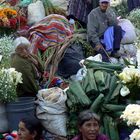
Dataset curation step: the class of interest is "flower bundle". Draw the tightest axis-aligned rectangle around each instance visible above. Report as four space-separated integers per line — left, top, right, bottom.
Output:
0 7 17 28
121 104 140 140
0 68 22 103
129 129 140 140
118 67 140 97
127 8 140 30
0 35 14 68
121 104 140 126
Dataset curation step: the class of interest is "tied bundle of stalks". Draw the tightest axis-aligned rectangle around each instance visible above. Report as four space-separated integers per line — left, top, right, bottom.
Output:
42 0 66 16
44 36 73 83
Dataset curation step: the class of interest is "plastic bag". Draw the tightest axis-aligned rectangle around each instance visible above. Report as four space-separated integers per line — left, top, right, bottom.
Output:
119 19 136 44
57 42 85 78
27 0 45 25
36 87 67 136
19 0 32 7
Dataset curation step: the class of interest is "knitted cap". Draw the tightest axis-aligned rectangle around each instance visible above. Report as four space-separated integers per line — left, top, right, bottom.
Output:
99 0 110 3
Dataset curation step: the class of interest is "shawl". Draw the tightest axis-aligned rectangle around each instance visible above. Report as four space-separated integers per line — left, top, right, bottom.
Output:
28 14 72 54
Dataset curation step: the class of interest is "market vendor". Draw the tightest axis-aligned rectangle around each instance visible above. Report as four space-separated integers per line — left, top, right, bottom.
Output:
87 0 123 62
10 36 43 97
72 110 109 140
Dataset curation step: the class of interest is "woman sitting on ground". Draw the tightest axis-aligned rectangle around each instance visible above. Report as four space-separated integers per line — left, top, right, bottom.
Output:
72 110 109 140
10 36 43 97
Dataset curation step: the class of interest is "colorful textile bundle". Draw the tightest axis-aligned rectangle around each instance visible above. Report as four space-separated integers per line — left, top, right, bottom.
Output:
28 14 72 54
0 131 18 140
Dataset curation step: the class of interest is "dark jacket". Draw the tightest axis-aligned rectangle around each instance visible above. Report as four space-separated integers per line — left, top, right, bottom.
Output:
10 53 43 97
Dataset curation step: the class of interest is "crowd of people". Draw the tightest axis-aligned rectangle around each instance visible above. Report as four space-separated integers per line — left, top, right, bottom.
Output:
7 0 138 140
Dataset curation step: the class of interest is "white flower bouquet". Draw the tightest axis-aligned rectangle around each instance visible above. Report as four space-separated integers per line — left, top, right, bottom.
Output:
127 8 140 30
0 68 22 102
0 35 14 69
121 104 140 140
117 67 140 98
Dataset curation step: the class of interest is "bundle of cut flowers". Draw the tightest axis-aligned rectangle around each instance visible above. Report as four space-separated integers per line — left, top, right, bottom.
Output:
0 7 27 30
117 67 140 98
0 7 17 28
0 35 14 68
121 104 140 140
0 68 22 103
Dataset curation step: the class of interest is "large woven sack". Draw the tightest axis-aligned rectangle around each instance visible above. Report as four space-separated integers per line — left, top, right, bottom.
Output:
36 87 67 136
27 0 45 25
119 19 136 44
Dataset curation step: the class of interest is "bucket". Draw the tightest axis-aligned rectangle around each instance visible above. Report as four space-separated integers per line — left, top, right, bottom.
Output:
0 103 8 133
6 97 36 131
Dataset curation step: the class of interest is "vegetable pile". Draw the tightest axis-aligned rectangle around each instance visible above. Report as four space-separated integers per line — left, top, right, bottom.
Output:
66 60 126 140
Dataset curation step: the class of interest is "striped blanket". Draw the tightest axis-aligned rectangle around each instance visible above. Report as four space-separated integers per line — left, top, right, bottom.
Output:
28 14 72 54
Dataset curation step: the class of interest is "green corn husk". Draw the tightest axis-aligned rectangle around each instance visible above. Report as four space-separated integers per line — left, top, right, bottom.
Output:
110 83 122 102
94 70 106 93
68 81 91 106
81 70 89 92
43 0 54 15
104 72 111 93
84 60 123 71
108 117 120 140
103 115 110 138
81 69 98 100
102 104 126 112
86 69 98 92
90 93 104 113
66 90 79 105
104 75 118 103
111 111 124 118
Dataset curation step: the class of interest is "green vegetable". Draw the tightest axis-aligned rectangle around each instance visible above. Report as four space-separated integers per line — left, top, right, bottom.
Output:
103 115 110 138
84 60 123 71
110 83 122 102
69 81 91 106
66 90 78 105
108 117 120 140
104 75 118 103
94 70 106 92
87 69 98 92
90 93 104 113
102 104 125 112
